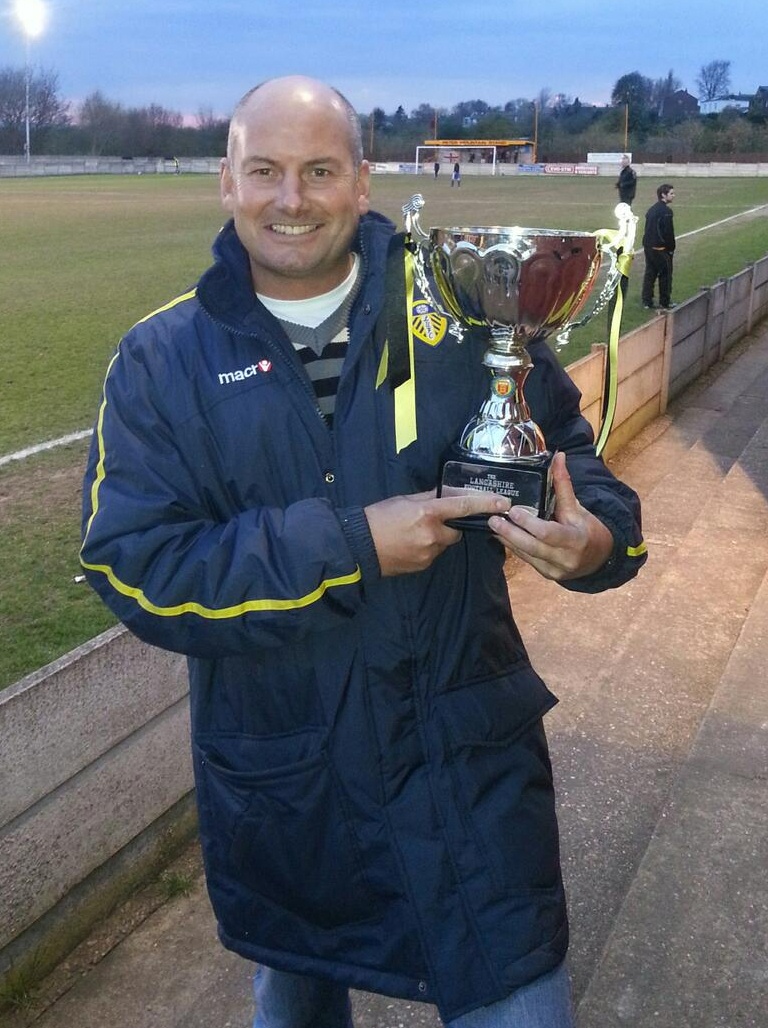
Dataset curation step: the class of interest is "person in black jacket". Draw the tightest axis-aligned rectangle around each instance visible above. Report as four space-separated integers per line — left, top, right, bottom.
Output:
642 183 676 310
81 76 647 1028
614 154 637 205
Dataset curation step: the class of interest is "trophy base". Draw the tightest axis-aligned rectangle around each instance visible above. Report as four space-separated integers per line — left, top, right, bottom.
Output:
438 447 555 530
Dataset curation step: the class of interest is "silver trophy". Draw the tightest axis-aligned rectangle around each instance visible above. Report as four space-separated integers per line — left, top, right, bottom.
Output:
403 194 636 526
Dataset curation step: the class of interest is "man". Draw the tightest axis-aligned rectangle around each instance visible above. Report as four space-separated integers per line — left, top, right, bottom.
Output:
614 154 637 206
81 77 647 1027
642 183 676 311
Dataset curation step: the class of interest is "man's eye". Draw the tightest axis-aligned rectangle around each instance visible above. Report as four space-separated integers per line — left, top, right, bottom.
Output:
311 167 331 178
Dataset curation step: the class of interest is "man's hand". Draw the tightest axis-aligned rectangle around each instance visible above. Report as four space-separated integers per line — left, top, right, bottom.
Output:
488 451 614 581
365 491 511 577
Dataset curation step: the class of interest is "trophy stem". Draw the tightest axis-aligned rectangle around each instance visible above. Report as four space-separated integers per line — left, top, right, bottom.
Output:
486 327 532 367
459 363 547 460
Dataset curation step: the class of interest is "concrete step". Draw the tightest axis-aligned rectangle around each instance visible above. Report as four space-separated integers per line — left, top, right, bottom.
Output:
509 337 768 1002
576 559 768 1028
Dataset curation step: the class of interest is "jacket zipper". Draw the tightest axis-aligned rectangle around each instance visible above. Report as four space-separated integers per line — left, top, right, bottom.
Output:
207 315 330 431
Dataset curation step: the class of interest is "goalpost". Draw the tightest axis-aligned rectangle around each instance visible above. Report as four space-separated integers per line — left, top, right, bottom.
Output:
415 144 499 175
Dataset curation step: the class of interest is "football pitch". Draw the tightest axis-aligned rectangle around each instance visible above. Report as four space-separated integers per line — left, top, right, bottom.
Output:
0 172 767 687
2 172 768 456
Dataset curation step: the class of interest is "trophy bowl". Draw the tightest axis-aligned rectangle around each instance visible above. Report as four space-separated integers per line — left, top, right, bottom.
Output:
403 196 636 525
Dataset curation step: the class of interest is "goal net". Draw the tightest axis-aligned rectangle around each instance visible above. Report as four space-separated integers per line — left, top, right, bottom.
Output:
415 144 499 175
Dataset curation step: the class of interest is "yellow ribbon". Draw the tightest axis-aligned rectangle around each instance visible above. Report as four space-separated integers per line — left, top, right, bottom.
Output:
376 244 418 453
595 249 634 456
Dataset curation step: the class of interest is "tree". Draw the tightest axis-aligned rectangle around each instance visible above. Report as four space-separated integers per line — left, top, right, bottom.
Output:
652 70 683 114
611 72 653 110
122 104 183 156
392 105 408 129
696 60 731 101
611 71 655 133
0 65 69 153
450 99 492 125
78 91 124 155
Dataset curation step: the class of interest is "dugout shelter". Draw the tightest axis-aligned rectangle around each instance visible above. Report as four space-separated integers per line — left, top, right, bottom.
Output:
416 138 536 175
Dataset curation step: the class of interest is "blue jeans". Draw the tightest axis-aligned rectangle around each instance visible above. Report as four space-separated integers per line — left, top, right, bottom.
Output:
252 961 575 1028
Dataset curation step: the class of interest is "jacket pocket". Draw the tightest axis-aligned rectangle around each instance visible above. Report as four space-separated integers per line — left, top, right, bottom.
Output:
195 728 381 929
435 667 562 894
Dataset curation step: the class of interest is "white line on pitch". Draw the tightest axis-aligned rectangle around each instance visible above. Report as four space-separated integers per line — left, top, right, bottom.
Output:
0 429 93 468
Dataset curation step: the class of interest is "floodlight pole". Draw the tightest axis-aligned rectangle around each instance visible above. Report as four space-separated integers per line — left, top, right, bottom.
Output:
14 0 48 164
24 37 31 163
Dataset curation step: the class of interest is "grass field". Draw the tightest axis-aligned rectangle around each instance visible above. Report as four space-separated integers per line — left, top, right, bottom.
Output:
1 172 767 688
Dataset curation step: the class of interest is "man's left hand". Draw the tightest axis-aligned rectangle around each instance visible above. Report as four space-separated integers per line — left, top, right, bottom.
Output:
488 451 614 581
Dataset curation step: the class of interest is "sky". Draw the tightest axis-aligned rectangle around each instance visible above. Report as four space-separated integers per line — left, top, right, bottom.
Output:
0 0 765 123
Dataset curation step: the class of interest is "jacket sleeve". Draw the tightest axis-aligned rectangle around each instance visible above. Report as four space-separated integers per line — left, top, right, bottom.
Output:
663 210 676 252
80 334 376 659
525 341 647 592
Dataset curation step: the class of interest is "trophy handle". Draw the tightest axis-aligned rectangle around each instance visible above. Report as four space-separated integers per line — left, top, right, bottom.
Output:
402 194 465 342
401 193 428 240
554 202 638 349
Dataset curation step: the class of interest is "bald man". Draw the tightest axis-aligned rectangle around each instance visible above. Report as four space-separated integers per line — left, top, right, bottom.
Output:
82 77 646 1027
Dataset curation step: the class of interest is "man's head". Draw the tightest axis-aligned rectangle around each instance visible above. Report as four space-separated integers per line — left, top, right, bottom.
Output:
657 183 674 203
621 155 631 167
220 76 371 300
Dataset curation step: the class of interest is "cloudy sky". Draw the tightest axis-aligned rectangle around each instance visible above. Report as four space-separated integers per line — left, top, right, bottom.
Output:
0 0 764 121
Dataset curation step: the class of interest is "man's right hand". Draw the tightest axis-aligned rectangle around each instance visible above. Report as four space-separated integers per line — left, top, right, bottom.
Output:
364 491 511 577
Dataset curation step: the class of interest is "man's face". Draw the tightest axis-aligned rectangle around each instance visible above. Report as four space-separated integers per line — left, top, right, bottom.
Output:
220 83 370 300
662 188 675 204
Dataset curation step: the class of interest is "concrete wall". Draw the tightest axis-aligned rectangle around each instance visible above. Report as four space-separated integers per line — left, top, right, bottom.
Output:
0 156 221 177
0 629 193 992
2 156 768 178
568 253 768 458
1 250 767 1001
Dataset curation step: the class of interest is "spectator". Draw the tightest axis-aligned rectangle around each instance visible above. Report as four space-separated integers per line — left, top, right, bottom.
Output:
615 154 637 205
642 183 676 311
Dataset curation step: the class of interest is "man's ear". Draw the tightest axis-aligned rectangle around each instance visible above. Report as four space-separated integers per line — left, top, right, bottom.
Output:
220 157 234 212
357 159 371 216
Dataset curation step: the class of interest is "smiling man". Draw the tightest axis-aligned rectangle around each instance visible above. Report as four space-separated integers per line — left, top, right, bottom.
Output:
220 79 371 299
81 76 646 1028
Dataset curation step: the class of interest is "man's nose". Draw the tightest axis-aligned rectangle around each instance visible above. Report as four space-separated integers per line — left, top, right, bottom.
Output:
276 172 304 211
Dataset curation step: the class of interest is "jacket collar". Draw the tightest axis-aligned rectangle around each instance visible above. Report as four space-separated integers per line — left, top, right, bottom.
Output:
197 212 395 334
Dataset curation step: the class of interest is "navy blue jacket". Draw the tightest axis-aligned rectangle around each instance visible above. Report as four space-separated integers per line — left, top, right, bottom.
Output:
81 212 646 1021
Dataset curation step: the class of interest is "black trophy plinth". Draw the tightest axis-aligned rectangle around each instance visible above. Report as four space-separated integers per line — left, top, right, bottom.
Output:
438 444 555 530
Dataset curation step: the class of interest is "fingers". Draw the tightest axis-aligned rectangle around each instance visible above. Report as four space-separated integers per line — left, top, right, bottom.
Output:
365 490 511 577
432 490 512 522
549 451 578 520
487 453 614 581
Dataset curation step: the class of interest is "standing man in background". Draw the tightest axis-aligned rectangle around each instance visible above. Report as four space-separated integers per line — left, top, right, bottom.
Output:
642 183 676 311
80 75 647 1028
614 154 637 206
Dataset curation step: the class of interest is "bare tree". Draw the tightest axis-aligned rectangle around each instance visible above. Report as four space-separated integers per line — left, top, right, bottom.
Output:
0 65 68 152
196 106 221 132
696 60 732 101
651 70 683 112
78 91 124 155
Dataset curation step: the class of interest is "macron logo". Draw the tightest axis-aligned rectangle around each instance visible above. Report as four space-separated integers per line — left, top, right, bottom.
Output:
218 360 273 385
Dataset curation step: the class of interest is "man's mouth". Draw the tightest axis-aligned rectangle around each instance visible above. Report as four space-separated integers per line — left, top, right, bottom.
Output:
270 224 319 236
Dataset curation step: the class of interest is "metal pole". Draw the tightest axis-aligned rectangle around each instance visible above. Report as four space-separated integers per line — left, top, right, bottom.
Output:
24 38 31 162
